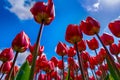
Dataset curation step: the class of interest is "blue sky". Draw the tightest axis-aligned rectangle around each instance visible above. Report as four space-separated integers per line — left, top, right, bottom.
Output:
0 0 120 62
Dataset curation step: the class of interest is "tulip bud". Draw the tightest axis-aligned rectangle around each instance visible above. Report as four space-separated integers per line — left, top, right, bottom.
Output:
76 39 86 52
65 24 83 44
12 31 30 52
26 53 33 65
30 0 55 25
86 37 99 50
0 48 14 62
100 33 114 46
57 60 64 70
108 20 120 37
0 61 11 74
56 42 68 56
50 56 58 67
109 43 119 55
80 16 100 36
67 47 76 57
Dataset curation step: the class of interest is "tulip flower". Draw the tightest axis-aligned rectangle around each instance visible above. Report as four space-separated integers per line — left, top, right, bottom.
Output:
100 33 114 46
80 16 100 36
50 56 58 67
0 48 14 62
0 61 11 74
29 44 44 56
30 0 55 25
26 53 33 65
57 60 64 70
38 73 45 80
65 24 83 44
76 39 86 52
86 37 99 50
95 70 102 77
109 43 119 55
12 31 30 53
67 46 76 57
108 20 120 37
56 41 68 56
80 51 90 62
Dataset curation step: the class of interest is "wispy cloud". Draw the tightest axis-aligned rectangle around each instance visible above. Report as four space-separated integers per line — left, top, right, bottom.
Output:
5 0 35 20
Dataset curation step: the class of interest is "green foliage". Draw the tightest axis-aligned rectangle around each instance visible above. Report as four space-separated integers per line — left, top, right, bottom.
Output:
14 61 30 80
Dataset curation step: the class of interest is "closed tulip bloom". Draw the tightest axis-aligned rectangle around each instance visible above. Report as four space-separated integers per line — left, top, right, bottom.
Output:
0 48 14 62
30 0 55 25
57 60 64 69
80 16 100 36
100 33 114 46
65 24 83 44
29 44 44 56
80 51 90 62
76 39 86 52
50 56 58 67
12 31 30 53
109 43 119 55
0 61 11 74
68 57 75 69
108 20 120 37
86 37 99 50
56 42 68 56
26 53 33 65
67 47 76 57
95 70 102 77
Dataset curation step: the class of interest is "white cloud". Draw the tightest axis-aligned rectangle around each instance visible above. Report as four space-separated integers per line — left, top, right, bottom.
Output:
16 51 30 66
6 0 35 20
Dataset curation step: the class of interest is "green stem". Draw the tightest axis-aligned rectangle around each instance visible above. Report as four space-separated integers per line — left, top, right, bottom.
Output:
96 33 120 78
116 55 120 64
29 22 44 80
7 51 19 80
75 43 86 80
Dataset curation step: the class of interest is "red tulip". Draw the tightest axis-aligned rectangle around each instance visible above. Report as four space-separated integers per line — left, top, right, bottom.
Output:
56 42 68 56
89 76 95 80
100 33 114 46
80 16 100 36
26 53 33 65
108 20 120 37
68 57 75 69
30 0 55 25
41 61 54 73
0 61 11 74
12 31 30 52
109 43 119 55
38 73 45 80
51 71 61 80
0 48 14 62
95 70 102 77
67 46 76 57
76 39 86 52
50 56 58 67
57 60 64 69
86 37 99 50
89 57 98 69
29 44 44 56
80 51 90 62
65 24 83 44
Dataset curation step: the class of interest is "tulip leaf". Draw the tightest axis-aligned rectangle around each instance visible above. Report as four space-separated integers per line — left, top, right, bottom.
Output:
14 61 30 80
106 58 120 80
66 68 70 80
105 74 114 80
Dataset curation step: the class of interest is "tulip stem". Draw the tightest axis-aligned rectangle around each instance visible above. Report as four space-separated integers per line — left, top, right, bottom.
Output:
29 21 44 80
75 43 86 80
62 56 64 80
7 51 19 80
0 73 4 80
116 55 120 64
96 33 120 78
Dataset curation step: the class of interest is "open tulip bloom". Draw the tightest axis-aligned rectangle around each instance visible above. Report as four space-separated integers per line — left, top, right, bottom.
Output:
0 0 120 80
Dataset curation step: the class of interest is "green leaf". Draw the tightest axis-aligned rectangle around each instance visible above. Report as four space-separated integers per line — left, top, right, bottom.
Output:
14 61 30 80
66 68 70 80
106 58 120 80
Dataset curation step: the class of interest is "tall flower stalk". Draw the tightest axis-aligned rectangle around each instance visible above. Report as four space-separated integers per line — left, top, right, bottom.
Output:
29 22 44 80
